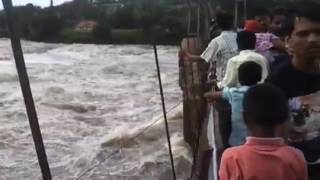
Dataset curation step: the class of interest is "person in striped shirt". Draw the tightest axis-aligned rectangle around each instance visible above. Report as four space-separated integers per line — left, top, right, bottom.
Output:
179 12 239 179
179 11 239 149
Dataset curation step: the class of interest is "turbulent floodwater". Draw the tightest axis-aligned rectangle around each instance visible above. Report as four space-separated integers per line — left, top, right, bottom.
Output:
0 39 192 180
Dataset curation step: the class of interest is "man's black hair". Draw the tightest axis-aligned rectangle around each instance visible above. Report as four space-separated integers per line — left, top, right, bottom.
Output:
238 61 262 86
216 12 234 30
237 31 256 51
283 1 320 36
243 83 289 127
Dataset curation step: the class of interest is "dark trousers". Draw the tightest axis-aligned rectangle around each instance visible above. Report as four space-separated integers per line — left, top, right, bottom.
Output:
290 137 320 180
308 164 320 180
215 99 232 149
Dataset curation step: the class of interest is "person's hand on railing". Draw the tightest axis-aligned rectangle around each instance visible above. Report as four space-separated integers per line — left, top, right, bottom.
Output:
204 91 222 104
178 49 203 62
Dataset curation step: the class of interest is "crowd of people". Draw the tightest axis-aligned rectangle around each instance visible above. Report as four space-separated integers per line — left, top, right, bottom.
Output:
180 1 320 179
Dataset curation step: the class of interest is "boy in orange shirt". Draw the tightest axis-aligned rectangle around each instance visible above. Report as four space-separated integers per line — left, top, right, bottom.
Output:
219 84 308 180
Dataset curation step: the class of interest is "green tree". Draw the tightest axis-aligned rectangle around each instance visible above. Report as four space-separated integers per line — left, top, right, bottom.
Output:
30 13 63 41
111 5 137 29
93 17 112 43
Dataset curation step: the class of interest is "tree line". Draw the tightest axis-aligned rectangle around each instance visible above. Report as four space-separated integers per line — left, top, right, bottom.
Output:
0 0 309 45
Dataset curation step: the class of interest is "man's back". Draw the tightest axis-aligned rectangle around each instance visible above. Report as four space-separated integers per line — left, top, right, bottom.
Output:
222 86 249 146
219 50 269 88
219 137 307 180
201 31 238 81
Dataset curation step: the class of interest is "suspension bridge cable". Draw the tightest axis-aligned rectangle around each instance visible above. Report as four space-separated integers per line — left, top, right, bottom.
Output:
76 101 183 180
153 44 177 180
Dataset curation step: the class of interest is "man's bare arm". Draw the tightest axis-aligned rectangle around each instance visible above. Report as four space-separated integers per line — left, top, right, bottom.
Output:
204 91 223 102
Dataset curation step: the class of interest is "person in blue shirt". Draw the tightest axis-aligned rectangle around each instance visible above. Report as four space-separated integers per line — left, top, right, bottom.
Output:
205 61 262 146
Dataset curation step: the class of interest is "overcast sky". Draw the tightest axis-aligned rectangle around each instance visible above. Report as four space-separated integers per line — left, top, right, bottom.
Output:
0 0 73 9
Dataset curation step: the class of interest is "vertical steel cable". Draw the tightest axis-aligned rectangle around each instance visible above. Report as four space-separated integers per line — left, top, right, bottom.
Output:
153 44 177 180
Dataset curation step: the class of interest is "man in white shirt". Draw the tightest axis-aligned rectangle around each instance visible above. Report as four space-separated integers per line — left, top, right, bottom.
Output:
180 12 238 82
201 13 238 153
180 11 238 147
200 14 238 82
218 31 269 88
179 11 238 180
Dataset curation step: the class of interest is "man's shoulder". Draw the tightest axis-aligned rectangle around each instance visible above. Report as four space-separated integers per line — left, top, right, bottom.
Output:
251 51 266 57
280 146 306 162
243 50 267 59
220 31 237 36
251 52 268 63
231 51 265 62
285 146 305 156
267 62 293 79
211 35 224 44
228 54 240 62
222 145 250 163
207 36 221 46
227 86 248 92
273 60 292 70
214 32 237 41
212 34 224 41
223 86 239 93
222 145 246 159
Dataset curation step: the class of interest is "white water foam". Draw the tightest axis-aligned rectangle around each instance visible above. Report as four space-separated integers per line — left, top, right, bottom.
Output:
0 39 191 180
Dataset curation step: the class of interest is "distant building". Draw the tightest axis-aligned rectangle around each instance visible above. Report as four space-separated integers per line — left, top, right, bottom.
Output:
75 20 98 32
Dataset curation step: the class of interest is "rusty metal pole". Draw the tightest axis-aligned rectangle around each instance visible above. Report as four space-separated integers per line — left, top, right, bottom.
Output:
1 0 52 179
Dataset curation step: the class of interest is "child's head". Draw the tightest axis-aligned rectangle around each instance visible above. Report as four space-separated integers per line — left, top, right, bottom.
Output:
238 61 262 86
243 83 289 137
237 31 256 50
